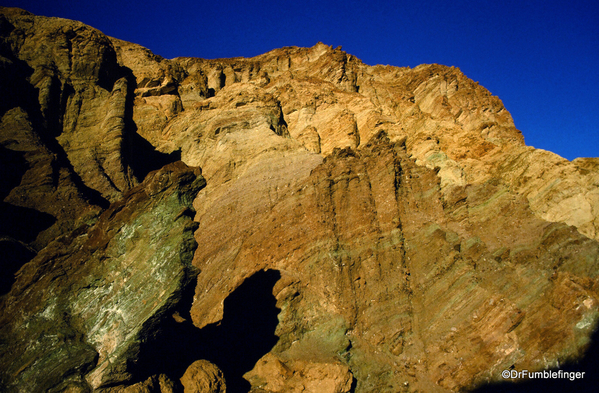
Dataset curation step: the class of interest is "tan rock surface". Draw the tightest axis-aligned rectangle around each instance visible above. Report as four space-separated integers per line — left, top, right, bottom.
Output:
180 360 226 393
189 134 599 392
1 7 599 393
0 8 137 202
107 36 599 243
98 374 177 393
246 353 354 393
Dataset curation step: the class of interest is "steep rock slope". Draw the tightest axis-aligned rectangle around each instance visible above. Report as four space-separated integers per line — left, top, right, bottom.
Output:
0 162 205 392
191 133 599 392
111 36 599 242
1 7 599 393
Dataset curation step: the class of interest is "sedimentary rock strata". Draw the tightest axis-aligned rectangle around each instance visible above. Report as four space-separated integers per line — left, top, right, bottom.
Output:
1 7 598 393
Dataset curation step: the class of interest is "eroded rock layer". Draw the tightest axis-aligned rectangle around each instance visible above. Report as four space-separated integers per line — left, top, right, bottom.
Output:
1 7 599 393
0 161 204 392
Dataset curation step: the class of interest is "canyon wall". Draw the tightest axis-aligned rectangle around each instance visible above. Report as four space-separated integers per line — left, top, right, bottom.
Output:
1 7 599 393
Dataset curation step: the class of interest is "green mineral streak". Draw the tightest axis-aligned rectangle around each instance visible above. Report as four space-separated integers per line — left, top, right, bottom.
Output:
426 151 446 163
1 170 202 392
277 314 350 362
4 313 97 393
346 340 398 393
509 244 534 259
462 236 482 251
423 223 442 238
575 311 598 331
468 188 509 212
70 191 197 377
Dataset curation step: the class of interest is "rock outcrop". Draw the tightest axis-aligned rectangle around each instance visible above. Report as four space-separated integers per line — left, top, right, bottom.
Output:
180 360 226 393
0 161 205 392
1 7 598 393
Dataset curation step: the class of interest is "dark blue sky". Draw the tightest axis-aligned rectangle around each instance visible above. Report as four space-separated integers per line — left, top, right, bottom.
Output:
7 0 599 160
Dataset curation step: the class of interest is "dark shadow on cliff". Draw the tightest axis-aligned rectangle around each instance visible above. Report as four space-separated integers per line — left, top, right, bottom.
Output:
0 146 45 294
0 237 36 295
0 202 54 295
0 146 29 200
0 53 110 209
0 203 56 244
121 69 182 183
131 269 281 392
0 137 56 248
473 326 599 393
126 132 181 182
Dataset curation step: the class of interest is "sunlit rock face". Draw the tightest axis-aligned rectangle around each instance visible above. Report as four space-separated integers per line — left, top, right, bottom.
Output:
1 6 599 393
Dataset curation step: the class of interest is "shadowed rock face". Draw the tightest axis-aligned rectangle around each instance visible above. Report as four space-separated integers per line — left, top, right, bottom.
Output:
0 162 205 392
1 6 599 393
129 269 281 393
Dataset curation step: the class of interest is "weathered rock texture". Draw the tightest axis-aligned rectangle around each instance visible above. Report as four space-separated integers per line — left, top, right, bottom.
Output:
180 360 226 393
0 161 204 392
1 6 599 393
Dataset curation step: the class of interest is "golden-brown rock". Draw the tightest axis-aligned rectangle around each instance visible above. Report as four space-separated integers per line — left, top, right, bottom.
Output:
180 360 226 393
1 7 599 393
246 353 354 393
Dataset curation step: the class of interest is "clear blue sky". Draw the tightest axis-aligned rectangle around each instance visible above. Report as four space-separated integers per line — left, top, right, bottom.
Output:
7 0 599 160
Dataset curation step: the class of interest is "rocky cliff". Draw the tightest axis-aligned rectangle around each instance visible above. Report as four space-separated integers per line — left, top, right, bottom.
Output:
1 7 599 393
